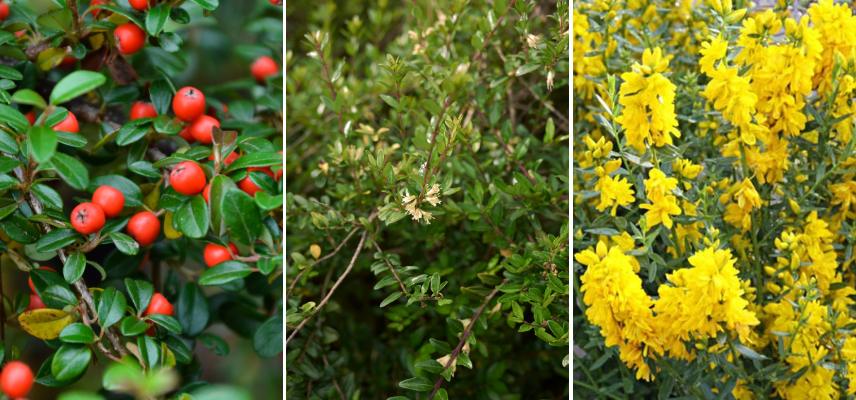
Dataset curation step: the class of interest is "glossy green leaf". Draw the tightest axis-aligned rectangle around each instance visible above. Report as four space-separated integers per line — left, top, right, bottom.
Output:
50 71 107 105
198 261 252 286
96 287 127 329
51 345 92 381
63 251 86 283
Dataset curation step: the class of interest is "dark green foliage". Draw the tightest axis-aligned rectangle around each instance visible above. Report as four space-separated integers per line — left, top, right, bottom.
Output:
286 1 569 398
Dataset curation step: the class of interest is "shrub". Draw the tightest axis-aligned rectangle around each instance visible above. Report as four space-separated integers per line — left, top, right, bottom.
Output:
286 0 569 398
573 0 856 398
0 1 283 398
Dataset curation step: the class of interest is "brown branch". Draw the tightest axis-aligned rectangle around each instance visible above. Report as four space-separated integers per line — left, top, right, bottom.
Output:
13 166 128 360
286 231 368 345
67 0 82 40
419 97 453 198
322 353 346 400
313 37 344 134
470 0 517 64
287 227 360 294
428 280 507 399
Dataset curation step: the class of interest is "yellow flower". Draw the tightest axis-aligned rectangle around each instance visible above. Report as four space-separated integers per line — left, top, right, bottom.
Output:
644 168 677 197
616 48 681 152
721 179 761 232
577 243 659 380
672 158 703 180
640 194 681 230
654 246 759 359
595 175 635 215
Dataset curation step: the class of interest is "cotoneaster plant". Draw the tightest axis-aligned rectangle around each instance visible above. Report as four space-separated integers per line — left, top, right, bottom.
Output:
0 1 283 399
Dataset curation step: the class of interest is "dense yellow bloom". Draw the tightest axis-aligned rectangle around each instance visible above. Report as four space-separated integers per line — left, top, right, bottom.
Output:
700 36 762 144
574 0 856 392
808 0 856 93
578 244 760 381
577 243 659 380
616 48 681 152
573 10 607 101
721 179 761 232
654 247 759 359
640 168 681 230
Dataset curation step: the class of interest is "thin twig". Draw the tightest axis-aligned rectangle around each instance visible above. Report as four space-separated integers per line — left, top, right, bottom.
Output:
470 0 517 64
287 227 360 293
371 240 408 295
286 231 368 345
322 353 346 400
428 280 507 399
419 98 453 197
313 39 344 134
67 0 82 40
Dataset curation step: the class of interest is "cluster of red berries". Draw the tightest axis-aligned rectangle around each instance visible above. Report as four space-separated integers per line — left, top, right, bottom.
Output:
68 185 160 246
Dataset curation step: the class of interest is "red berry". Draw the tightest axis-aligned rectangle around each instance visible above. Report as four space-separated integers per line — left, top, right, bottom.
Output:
129 0 149 10
209 151 239 166
127 211 160 246
114 23 146 55
27 266 55 294
178 125 195 143
92 185 125 218
145 322 156 336
71 202 106 235
204 243 238 267
172 86 206 122
0 2 9 21
90 0 107 17
27 294 45 311
25 111 35 125
145 292 174 316
130 101 157 120
53 111 79 133
189 115 220 145
59 56 77 69
239 167 275 196
251 56 279 82
202 183 211 203
269 0 283 5
170 161 206 195
0 361 33 399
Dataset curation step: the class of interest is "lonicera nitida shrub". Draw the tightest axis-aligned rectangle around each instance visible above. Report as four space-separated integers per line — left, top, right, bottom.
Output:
286 1 569 398
0 1 283 399
574 0 856 398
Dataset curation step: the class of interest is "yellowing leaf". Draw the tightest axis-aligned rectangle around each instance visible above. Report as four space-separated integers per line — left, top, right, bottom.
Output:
164 212 182 239
309 244 321 260
144 183 161 210
18 308 76 340
162 342 176 368
88 33 106 50
36 48 66 71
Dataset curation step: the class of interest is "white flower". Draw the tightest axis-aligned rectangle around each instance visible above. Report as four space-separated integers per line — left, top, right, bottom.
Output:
425 184 442 206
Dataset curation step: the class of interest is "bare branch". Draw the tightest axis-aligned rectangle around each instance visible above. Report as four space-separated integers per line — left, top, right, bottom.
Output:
428 280 507 399
286 231 369 346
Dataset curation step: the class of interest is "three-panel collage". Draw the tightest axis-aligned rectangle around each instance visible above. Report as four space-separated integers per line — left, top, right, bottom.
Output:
0 0 852 399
